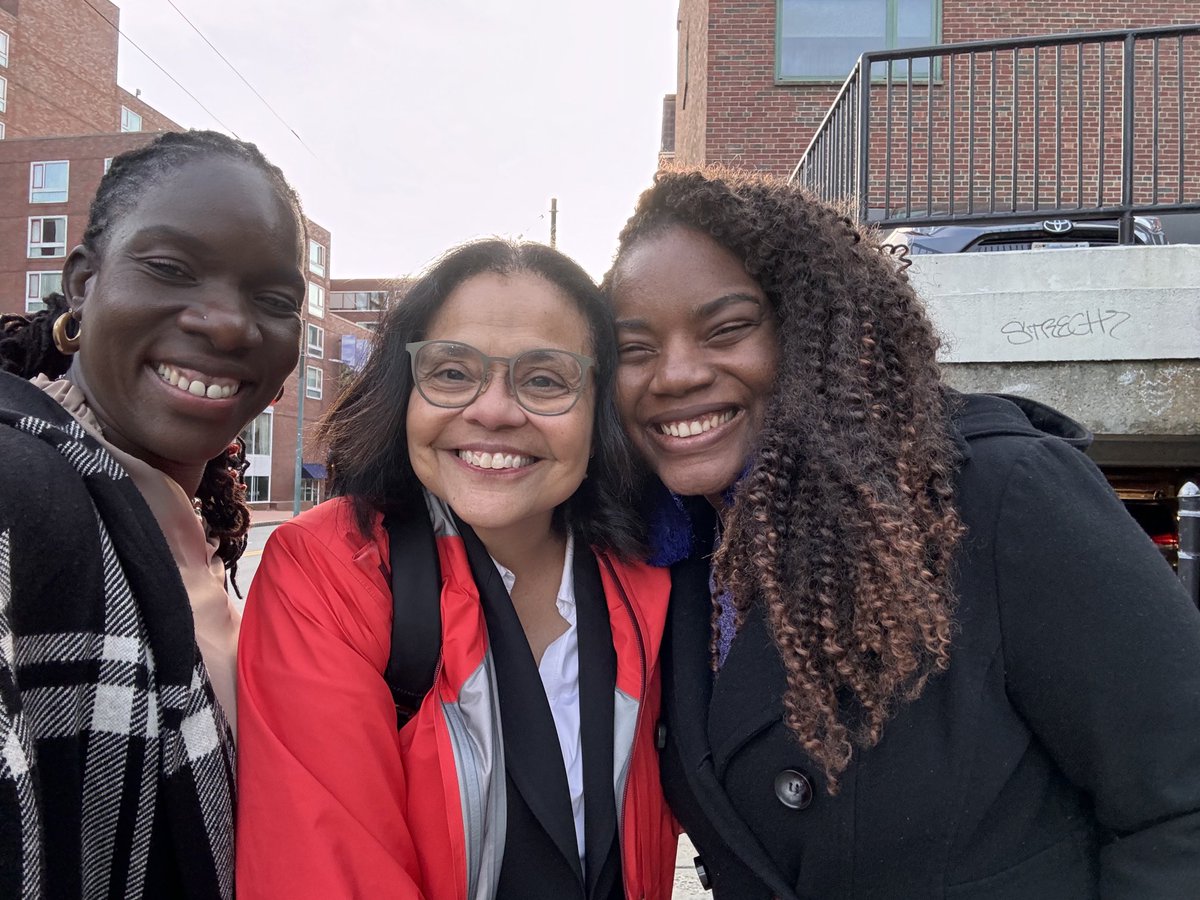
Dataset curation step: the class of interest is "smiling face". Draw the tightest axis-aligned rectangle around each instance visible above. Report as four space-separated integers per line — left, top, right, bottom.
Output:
609 225 779 504
63 156 305 492
405 270 595 545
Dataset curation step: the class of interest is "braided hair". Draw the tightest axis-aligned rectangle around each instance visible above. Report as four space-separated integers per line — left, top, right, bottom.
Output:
0 130 305 587
604 168 965 793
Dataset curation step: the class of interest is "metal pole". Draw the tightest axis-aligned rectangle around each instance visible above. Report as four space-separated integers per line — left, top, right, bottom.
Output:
1178 482 1199 607
549 198 557 248
1119 33 1136 244
292 328 307 518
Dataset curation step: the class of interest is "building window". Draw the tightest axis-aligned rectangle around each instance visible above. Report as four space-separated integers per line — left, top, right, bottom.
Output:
120 106 142 132
0 122 6 141
776 0 940 81
26 271 63 313
240 411 273 456
30 161 69 203
306 323 324 359
307 281 325 318
0 30 8 68
0 75 7 113
244 475 270 502
308 240 326 276
28 216 67 259
300 478 321 503
104 157 113 173
306 365 324 399
330 290 386 311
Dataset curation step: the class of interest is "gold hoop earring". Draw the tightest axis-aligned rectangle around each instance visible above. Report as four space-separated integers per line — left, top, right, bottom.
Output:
52 312 82 355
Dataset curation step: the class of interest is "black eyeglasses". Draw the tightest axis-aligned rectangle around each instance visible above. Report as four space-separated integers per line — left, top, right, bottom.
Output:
406 340 594 416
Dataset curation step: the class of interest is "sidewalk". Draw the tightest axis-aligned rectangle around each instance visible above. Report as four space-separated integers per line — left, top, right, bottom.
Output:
249 507 296 529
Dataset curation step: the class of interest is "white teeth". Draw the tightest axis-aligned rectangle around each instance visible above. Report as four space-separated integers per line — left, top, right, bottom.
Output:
156 363 240 400
658 409 736 437
457 450 534 470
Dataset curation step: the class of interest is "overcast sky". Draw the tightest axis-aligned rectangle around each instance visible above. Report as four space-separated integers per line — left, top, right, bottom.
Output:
112 0 678 280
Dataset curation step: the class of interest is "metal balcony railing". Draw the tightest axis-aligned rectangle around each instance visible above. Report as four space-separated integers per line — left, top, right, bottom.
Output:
790 24 1200 242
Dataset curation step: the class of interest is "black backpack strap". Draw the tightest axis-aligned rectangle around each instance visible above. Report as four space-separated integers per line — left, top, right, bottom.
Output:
382 513 443 729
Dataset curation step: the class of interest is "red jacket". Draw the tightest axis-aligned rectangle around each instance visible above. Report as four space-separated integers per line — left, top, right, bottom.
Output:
236 497 677 899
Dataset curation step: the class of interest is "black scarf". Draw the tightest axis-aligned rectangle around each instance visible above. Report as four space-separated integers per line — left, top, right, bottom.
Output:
0 372 235 899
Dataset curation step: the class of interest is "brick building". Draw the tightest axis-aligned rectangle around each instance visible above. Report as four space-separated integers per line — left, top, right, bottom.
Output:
0 0 186 317
667 0 1200 185
241 222 352 510
0 0 353 511
329 277 410 332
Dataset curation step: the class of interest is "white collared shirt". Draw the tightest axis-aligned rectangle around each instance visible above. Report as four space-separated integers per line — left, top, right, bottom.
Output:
492 533 585 866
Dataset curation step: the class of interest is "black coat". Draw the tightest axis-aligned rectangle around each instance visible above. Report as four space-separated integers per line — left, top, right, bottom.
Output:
659 393 1200 899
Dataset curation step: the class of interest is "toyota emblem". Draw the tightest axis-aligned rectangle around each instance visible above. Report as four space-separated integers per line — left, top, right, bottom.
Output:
1042 219 1073 234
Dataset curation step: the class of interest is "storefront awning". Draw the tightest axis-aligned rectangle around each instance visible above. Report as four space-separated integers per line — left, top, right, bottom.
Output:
301 462 327 480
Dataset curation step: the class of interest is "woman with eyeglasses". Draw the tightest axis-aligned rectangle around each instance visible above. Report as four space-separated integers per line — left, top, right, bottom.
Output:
235 240 677 900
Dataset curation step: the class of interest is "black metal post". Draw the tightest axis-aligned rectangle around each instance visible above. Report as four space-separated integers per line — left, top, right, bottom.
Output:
1119 34 1135 244
858 64 871 223
1179 482 1199 608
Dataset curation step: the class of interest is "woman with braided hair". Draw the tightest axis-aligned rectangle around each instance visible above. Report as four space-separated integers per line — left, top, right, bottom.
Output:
0 130 306 899
603 168 1200 899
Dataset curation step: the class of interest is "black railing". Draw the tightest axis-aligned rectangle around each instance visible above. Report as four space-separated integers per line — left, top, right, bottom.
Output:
790 24 1200 242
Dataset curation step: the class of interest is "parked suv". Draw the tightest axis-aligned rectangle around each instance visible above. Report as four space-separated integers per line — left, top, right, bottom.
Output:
882 215 1167 254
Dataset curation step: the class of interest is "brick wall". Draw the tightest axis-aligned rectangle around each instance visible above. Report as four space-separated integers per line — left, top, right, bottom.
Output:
697 0 1200 184
2 0 120 139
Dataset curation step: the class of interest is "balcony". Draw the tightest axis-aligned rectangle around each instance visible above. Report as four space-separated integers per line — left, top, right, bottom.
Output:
790 24 1200 241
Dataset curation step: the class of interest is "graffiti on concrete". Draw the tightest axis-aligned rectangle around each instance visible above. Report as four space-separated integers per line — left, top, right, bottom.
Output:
1000 308 1131 346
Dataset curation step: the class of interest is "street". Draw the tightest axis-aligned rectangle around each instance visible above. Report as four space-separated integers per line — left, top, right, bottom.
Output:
231 524 274 614
234 523 711 898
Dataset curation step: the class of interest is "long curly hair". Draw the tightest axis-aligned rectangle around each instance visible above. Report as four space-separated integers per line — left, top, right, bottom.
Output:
0 130 304 590
604 168 965 792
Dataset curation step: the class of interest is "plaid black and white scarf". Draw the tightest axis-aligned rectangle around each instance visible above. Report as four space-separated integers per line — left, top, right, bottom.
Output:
0 372 235 899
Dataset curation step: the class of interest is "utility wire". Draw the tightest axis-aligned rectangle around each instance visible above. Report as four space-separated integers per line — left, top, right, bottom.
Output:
163 0 317 158
78 0 240 137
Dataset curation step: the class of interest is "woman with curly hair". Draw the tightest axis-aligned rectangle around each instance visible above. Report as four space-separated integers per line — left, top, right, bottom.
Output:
602 168 1200 899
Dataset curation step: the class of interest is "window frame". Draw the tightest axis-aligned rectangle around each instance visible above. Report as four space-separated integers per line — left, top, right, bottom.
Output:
243 475 270 503
27 216 68 259
239 409 274 457
25 271 63 313
29 160 70 203
0 29 9 68
308 239 326 276
306 322 324 359
0 121 6 141
120 105 142 133
305 364 324 400
774 0 942 83
300 478 321 503
0 74 7 113
307 281 325 318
